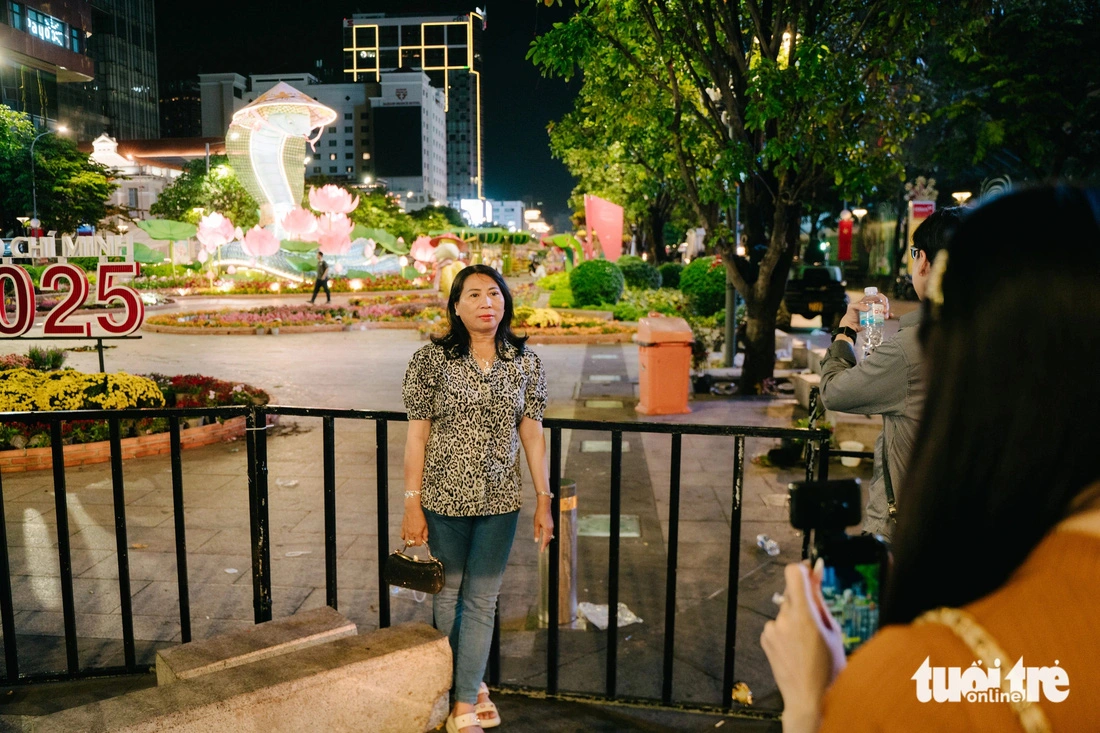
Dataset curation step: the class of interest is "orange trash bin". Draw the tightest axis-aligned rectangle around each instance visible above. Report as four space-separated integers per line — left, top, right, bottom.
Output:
634 316 694 415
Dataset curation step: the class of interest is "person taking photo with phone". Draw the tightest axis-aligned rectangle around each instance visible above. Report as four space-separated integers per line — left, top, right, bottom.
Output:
762 186 1100 731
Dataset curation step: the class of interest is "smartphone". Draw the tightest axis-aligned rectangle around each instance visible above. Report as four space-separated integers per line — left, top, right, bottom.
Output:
788 479 888 654
816 533 888 654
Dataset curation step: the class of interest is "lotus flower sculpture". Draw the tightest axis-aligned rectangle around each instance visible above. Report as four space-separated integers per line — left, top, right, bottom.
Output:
316 213 355 255
309 185 360 215
196 212 236 251
242 226 281 257
280 208 319 239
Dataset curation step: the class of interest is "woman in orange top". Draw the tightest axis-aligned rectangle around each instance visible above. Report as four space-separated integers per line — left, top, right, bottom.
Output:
762 186 1100 732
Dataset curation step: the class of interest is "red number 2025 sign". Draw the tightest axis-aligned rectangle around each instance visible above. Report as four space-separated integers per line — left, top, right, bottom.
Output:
0 262 144 338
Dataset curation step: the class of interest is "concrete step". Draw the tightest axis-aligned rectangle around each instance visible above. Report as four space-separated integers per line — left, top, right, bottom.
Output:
156 606 357 685
39 623 450 733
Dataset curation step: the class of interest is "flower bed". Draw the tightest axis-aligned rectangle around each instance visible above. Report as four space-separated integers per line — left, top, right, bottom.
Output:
132 274 428 294
145 297 446 332
0 368 268 451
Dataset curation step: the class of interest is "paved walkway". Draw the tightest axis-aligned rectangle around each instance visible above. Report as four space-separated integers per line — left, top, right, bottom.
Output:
0 293 882 728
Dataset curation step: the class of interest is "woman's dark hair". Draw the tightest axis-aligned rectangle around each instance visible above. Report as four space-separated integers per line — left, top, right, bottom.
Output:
883 186 1100 624
431 264 528 358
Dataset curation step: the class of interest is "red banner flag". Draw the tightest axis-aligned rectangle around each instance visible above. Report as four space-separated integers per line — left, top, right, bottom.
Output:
583 194 624 261
838 219 853 261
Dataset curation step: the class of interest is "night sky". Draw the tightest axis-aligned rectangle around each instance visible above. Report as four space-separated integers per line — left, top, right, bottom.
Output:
155 1 580 227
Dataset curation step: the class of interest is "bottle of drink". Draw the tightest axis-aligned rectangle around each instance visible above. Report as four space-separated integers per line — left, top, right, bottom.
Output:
859 287 889 358
756 534 780 556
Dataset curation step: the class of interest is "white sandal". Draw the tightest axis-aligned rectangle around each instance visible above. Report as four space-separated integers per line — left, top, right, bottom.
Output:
476 682 501 728
446 712 482 733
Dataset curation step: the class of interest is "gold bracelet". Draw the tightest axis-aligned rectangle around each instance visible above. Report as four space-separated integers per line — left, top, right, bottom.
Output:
404 490 421 499
536 490 554 498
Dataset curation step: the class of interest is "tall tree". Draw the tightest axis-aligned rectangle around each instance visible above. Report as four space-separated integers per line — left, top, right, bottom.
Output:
150 156 259 229
531 1 940 391
0 106 117 236
545 40 696 261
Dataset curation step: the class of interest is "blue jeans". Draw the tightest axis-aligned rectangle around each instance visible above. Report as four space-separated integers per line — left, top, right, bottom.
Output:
424 509 519 705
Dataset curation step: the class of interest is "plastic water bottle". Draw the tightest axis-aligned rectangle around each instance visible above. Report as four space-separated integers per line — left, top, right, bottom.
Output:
858 287 889 358
756 534 780 556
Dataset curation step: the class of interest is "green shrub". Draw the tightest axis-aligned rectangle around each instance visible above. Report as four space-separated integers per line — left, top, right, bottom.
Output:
548 286 574 308
26 346 67 372
569 259 625 307
537 271 570 291
613 287 689 321
612 302 643 321
658 262 683 289
680 256 727 316
616 255 662 290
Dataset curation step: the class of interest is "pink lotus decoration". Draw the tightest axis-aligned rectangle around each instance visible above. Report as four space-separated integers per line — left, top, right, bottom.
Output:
196 212 236 251
280 208 318 239
242 226 281 257
308 185 359 214
316 213 354 255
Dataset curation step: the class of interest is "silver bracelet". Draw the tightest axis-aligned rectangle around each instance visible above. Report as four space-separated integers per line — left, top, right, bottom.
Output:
536 490 554 498
404 490 421 499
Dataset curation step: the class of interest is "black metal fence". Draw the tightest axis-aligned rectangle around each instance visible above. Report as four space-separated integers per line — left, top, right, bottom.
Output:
0 404 831 713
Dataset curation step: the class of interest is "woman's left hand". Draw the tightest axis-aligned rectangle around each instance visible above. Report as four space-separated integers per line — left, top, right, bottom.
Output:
534 503 554 553
760 561 847 733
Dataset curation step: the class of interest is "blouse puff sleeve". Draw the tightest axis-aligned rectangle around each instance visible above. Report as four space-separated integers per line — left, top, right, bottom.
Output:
521 351 548 422
402 346 438 421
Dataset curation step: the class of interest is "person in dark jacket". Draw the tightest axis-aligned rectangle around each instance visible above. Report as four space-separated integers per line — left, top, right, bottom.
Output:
309 251 331 304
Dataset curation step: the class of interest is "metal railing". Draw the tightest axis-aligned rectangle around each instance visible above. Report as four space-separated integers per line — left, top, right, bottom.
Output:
0 404 830 714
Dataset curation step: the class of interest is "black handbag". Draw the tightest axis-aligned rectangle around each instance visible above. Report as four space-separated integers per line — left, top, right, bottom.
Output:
383 543 445 594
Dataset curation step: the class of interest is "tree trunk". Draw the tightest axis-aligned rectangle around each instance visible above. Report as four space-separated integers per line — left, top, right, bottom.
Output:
725 192 801 394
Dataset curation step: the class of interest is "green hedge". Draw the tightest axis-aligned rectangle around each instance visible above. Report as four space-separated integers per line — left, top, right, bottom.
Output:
680 256 727 316
616 255 662 290
657 262 683 289
569 259 625 307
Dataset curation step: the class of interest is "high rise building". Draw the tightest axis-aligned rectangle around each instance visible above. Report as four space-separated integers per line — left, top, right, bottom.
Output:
0 1 95 128
342 10 484 202
80 0 159 140
159 79 201 138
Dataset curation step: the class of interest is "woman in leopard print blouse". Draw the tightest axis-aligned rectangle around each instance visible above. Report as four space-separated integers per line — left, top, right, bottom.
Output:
402 264 553 733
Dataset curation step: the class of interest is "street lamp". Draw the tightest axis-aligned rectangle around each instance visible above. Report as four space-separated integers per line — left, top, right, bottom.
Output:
30 125 68 231
951 191 972 205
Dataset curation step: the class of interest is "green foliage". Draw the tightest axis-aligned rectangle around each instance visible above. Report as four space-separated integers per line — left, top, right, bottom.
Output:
548 286 575 308
537 271 570 291
150 156 259 229
346 188 416 243
612 287 689 321
657 262 683 289
26 346 67 371
408 205 465 231
616 255 662 289
569 259 625 307
921 0 1100 180
135 219 197 241
686 310 726 369
680 257 727 316
0 106 118 235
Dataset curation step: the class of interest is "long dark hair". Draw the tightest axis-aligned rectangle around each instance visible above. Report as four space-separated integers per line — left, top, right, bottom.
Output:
883 186 1100 624
431 264 528 359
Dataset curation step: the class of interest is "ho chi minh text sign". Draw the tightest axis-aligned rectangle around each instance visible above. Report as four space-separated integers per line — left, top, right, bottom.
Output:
0 233 144 338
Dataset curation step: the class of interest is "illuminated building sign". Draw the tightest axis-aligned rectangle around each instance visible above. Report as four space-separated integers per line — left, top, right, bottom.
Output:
27 7 68 49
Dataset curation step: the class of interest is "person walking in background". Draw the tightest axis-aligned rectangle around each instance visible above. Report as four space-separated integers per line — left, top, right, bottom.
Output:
309 251 330 304
817 207 963 540
762 186 1100 732
402 264 555 733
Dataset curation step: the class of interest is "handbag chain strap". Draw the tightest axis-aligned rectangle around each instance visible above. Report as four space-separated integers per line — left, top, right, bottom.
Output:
395 542 439 562
915 607 1052 733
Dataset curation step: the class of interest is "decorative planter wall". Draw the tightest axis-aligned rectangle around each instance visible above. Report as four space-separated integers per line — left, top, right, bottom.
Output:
0 417 247 474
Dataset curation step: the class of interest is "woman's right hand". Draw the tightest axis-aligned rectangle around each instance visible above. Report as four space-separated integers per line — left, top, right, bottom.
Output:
402 505 429 547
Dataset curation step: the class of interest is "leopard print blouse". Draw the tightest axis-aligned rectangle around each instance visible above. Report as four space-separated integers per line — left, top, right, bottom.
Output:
402 340 548 517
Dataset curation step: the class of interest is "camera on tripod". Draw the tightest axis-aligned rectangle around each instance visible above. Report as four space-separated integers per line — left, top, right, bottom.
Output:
788 479 889 654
